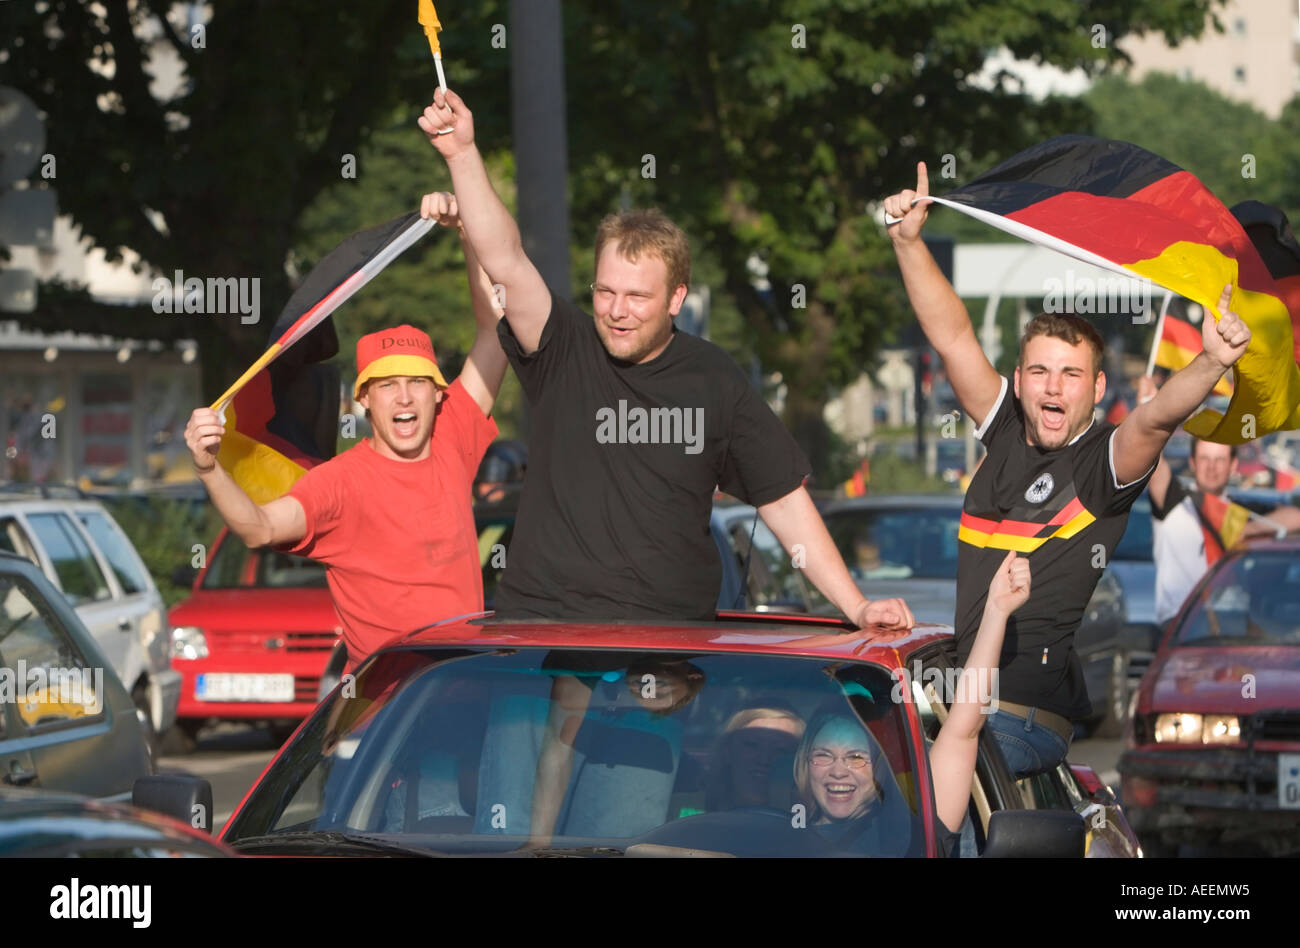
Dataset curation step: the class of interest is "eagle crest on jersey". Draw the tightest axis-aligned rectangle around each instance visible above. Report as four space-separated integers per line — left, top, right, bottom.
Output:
1024 472 1054 504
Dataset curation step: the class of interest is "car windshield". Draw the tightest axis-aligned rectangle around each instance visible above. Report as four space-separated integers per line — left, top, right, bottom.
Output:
1176 550 1300 646
824 506 960 580
1112 497 1152 562
222 645 930 857
201 536 327 590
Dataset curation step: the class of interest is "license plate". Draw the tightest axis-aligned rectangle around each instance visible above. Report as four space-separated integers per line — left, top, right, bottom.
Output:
196 673 294 703
1281 754 1300 810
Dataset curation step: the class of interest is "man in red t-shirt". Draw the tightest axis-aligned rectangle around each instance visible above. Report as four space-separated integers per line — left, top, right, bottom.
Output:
184 193 504 671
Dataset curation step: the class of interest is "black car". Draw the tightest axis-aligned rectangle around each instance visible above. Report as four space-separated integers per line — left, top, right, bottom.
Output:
0 787 233 857
0 551 152 800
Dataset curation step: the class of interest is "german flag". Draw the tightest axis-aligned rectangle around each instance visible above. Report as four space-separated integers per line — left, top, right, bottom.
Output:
216 211 437 504
1154 313 1233 398
930 136 1300 443
1193 491 1251 563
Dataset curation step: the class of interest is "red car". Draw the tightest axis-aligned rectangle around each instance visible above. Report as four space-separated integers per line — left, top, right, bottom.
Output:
193 613 1134 857
1119 538 1300 856
168 528 340 747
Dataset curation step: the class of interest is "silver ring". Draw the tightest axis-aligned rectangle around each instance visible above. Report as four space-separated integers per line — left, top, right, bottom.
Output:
436 127 454 136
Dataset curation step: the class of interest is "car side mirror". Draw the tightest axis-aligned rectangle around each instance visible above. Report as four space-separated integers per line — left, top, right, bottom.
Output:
133 774 215 834
170 564 198 588
982 809 1085 858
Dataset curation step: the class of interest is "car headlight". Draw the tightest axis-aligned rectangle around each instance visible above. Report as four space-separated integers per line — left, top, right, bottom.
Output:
1202 714 1241 744
171 626 209 661
1152 712 1241 744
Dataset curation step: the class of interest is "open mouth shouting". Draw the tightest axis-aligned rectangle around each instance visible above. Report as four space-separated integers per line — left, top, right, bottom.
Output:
392 412 419 439
1039 400 1067 432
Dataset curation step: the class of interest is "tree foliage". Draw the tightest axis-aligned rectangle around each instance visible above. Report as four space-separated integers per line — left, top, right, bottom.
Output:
2 0 1226 476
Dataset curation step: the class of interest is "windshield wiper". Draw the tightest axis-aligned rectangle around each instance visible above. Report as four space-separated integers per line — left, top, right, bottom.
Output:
230 831 444 857
517 845 625 857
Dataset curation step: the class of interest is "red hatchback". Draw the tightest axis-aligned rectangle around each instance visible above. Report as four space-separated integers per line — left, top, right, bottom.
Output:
168 528 340 747
213 614 1134 857
1120 538 1300 856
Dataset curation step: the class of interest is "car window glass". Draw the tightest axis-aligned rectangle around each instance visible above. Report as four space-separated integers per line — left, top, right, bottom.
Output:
727 519 823 611
25 514 112 605
0 574 103 727
200 535 250 589
826 508 961 581
77 511 148 595
1176 551 1300 646
0 517 39 563
226 649 928 858
256 550 327 589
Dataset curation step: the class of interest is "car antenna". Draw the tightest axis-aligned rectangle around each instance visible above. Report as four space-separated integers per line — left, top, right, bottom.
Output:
732 510 762 610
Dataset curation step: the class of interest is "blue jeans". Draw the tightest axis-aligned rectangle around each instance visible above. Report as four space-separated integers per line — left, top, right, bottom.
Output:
986 708 1071 779
473 681 682 838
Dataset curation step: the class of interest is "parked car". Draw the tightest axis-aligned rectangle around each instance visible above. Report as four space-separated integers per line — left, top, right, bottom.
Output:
0 551 152 800
0 490 179 757
1118 538 1300 856
1103 496 1160 733
201 612 1135 857
167 527 339 750
818 494 1130 736
0 787 233 857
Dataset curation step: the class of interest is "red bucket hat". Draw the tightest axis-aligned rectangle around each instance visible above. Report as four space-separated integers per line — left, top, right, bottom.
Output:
354 324 448 398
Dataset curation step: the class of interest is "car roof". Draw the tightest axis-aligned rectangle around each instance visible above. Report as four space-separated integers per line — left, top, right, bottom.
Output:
382 614 955 670
821 494 964 514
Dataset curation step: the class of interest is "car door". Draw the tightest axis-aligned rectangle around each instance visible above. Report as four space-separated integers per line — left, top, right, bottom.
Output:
75 507 162 677
21 510 127 684
0 568 148 799
0 690 39 792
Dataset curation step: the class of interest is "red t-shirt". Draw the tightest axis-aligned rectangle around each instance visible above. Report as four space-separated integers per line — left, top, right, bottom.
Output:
283 379 497 670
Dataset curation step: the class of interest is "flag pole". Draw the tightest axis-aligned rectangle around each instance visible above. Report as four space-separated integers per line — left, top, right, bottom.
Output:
1145 288 1174 378
419 1 448 93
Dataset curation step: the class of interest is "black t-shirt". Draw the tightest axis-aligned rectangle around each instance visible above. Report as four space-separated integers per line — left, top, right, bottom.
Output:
953 377 1153 720
494 292 810 620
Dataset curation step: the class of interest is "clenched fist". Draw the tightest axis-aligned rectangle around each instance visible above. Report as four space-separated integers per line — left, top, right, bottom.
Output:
185 408 225 474
418 88 475 160
986 549 1031 617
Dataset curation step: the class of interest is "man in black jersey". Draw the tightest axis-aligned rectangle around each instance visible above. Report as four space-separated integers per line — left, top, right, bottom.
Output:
418 89 914 634
885 163 1252 776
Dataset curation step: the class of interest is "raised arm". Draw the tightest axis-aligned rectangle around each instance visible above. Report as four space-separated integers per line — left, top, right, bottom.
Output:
184 408 306 548
884 162 1003 429
419 191 507 417
757 484 914 633
1136 376 1173 511
420 89 551 353
1113 286 1250 486
929 550 1030 833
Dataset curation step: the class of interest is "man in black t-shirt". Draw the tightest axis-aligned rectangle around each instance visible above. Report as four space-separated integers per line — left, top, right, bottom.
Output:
885 163 1252 777
419 90 914 632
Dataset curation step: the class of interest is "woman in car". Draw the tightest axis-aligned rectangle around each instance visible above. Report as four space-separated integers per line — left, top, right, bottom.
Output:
794 549 1031 855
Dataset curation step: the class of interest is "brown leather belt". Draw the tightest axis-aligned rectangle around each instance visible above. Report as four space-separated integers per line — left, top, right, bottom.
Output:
992 700 1075 744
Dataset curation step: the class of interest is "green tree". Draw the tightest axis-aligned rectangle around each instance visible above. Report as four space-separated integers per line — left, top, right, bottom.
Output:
0 0 510 399
553 0 1223 475
1084 72 1291 217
